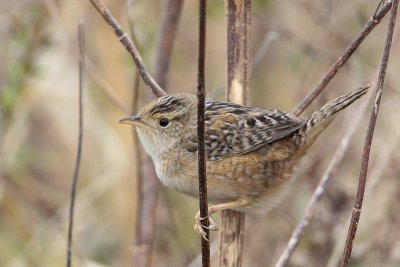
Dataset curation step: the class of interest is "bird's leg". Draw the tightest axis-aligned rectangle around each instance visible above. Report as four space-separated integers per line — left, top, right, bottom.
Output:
194 199 249 240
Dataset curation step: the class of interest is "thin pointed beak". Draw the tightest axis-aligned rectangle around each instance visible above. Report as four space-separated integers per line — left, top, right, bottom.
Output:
118 115 141 125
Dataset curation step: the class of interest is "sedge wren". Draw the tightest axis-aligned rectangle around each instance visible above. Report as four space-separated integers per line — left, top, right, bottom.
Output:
119 85 369 238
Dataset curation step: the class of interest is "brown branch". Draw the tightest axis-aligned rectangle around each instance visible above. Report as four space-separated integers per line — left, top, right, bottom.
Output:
132 156 158 267
88 0 167 97
126 0 140 48
124 6 156 266
225 0 252 105
275 84 372 267
124 3 157 267
219 1 252 266
292 0 392 116
197 0 210 265
128 1 183 266
152 0 184 88
66 21 85 267
340 1 398 266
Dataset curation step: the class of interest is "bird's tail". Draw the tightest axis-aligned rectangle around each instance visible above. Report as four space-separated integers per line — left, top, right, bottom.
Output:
302 85 370 146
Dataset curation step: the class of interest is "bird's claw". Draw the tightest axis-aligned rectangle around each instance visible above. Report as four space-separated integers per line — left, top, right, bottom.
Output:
194 211 219 241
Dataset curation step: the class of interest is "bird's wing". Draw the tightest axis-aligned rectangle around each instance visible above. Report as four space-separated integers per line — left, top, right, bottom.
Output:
191 100 304 161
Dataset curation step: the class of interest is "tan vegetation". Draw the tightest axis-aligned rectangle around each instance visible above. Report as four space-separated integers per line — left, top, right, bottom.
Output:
0 0 399 266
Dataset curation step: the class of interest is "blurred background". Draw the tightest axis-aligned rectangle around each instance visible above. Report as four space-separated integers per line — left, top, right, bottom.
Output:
1 0 400 266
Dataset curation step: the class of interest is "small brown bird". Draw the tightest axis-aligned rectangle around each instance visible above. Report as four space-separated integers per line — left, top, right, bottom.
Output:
119 86 369 238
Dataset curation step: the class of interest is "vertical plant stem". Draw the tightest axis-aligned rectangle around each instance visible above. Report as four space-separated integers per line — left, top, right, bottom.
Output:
225 0 251 105
219 1 251 266
152 0 184 87
125 2 157 266
66 21 85 267
197 0 210 266
133 157 158 267
128 1 183 266
340 1 398 266
275 85 371 267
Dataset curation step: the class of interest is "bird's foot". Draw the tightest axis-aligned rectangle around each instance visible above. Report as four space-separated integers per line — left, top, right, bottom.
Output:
194 208 219 241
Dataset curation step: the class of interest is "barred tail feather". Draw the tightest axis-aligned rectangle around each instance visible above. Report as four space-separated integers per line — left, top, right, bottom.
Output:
303 85 370 146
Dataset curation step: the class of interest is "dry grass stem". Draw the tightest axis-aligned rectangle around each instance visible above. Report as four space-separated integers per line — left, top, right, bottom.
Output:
66 21 85 267
340 1 398 265
275 85 372 267
292 0 392 116
197 0 210 265
128 1 183 266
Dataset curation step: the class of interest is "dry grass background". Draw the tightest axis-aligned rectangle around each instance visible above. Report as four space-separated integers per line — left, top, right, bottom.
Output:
0 0 400 266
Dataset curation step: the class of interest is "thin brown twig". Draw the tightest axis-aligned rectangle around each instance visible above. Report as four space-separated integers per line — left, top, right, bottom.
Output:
152 0 184 88
66 21 85 267
326 108 400 267
126 0 141 114
197 0 210 266
126 0 140 48
188 239 219 267
292 0 392 116
88 0 167 97
274 84 372 267
130 73 140 115
340 0 398 266
133 156 158 267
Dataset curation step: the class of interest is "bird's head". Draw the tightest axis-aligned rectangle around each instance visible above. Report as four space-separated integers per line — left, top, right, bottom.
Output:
119 94 197 159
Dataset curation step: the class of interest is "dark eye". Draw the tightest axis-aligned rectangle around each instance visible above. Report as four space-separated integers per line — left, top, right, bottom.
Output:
159 118 169 127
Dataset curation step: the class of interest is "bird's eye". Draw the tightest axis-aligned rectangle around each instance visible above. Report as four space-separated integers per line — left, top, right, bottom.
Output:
159 118 169 127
